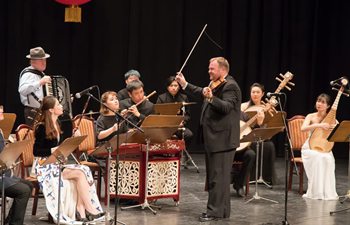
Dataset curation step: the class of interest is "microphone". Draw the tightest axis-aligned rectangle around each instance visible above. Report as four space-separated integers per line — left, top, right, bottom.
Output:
75 85 97 99
330 77 346 86
266 92 283 98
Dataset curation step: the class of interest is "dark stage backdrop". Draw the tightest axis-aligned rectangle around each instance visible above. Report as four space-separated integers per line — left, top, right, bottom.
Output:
1 0 350 158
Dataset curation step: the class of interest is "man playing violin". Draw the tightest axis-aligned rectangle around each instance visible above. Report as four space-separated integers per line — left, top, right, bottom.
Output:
176 57 241 222
119 80 154 129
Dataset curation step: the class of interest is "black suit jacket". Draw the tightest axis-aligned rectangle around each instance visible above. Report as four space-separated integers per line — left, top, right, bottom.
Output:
184 75 241 152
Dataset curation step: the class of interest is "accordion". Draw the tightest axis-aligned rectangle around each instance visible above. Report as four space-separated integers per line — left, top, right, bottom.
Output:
45 75 73 118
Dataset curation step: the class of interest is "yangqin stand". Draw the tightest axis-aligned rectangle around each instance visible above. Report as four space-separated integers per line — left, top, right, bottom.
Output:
327 121 350 215
242 127 284 204
119 115 183 214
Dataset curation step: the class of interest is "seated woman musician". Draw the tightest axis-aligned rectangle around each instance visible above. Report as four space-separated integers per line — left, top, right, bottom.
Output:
301 93 338 200
33 96 105 223
119 80 154 129
231 111 261 197
156 76 193 145
96 91 128 144
241 82 277 185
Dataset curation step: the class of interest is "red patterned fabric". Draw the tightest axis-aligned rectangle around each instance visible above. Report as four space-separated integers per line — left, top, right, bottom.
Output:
55 0 90 6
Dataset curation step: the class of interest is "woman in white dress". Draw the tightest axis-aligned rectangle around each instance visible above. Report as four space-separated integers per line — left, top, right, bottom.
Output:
301 93 338 200
33 96 105 224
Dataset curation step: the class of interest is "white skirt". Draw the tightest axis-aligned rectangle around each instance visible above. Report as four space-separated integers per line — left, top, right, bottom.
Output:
35 162 103 224
301 140 338 200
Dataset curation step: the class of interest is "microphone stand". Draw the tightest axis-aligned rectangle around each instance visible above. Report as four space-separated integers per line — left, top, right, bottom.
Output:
180 105 199 173
85 93 143 225
275 94 290 225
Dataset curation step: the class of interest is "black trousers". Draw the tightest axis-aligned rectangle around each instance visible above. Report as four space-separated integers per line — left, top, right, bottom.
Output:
205 149 235 218
232 148 256 188
174 128 193 145
4 179 33 225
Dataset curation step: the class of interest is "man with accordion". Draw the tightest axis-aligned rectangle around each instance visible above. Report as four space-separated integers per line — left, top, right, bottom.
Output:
18 47 51 126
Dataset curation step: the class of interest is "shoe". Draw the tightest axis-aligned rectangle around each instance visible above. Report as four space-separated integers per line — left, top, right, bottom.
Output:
199 213 220 222
76 211 89 222
85 210 105 221
235 187 245 197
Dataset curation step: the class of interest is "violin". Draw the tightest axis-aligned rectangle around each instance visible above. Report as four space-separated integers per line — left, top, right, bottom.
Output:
208 77 227 91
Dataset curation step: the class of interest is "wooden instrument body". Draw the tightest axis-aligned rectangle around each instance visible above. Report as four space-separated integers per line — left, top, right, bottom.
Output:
309 83 346 152
237 120 252 151
309 109 336 152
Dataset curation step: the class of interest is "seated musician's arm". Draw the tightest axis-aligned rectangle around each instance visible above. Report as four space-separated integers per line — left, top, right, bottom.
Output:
301 114 313 132
241 102 249 112
300 113 331 132
33 124 52 157
96 118 118 140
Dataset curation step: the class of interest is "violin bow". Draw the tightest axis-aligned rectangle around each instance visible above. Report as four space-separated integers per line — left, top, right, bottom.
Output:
178 24 208 74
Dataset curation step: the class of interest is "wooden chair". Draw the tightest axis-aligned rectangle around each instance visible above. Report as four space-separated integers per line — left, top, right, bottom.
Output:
73 115 102 199
15 124 41 215
232 161 250 196
287 115 308 194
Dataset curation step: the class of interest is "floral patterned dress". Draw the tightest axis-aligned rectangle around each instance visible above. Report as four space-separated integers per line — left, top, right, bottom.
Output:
35 162 103 224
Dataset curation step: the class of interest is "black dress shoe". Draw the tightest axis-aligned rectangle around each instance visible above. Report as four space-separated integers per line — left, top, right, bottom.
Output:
235 187 245 197
76 211 89 222
85 210 106 221
199 213 219 222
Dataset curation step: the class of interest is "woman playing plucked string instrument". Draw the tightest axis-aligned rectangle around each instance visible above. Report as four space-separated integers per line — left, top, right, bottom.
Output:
301 93 338 200
241 83 277 185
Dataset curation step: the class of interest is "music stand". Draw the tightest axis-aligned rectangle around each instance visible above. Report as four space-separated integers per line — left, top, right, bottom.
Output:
327 121 350 215
0 139 31 225
242 127 284 204
154 103 183 115
120 115 183 214
264 111 286 127
41 135 87 225
0 113 16 141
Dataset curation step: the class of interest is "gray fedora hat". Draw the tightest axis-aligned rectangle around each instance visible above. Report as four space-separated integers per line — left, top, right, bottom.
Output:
26 47 50 59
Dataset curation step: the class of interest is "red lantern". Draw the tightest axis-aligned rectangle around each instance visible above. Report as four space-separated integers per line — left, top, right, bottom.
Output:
55 0 91 23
